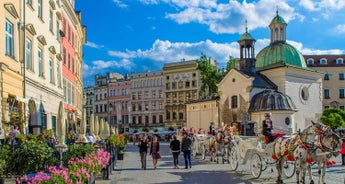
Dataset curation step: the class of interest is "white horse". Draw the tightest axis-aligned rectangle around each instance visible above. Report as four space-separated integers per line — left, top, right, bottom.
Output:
301 124 341 184
273 121 323 184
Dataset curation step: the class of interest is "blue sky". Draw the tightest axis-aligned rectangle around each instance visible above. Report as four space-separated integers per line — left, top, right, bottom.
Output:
75 0 345 87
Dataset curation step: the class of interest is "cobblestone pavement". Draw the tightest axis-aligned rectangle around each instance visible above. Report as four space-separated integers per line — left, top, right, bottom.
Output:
96 143 345 184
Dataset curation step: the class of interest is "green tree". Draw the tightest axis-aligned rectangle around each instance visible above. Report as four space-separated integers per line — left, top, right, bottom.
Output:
226 55 237 71
197 54 219 97
320 108 345 129
197 54 237 97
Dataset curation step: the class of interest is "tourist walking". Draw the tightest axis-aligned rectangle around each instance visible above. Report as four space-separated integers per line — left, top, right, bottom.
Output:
170 135 181 169
138 134 149 170
181 132 192 169
150 135 160 169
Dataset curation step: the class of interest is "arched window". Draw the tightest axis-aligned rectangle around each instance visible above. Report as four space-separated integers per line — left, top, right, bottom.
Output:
231 96 238 109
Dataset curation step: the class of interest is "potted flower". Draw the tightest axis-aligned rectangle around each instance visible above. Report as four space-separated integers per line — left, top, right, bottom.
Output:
109 134 127 160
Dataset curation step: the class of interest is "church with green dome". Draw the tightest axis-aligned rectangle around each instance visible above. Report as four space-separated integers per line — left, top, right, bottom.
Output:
217 11 323 134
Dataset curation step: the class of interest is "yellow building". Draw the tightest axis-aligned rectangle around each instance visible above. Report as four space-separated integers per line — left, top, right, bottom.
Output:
0 1 25 134
304 55 345 111
163 60 201 130
186 99 219 134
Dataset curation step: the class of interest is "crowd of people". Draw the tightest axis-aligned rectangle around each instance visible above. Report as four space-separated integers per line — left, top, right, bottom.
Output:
137 129 193 170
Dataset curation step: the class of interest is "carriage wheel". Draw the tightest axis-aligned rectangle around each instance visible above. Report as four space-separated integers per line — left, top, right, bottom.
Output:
282 158 295 178
250 153 262 179
261 158 268 171
229 147 239 171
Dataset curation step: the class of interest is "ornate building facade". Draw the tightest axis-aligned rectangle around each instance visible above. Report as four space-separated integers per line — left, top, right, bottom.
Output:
130 70 165 132
304 55 345 110
0 0 24 135
108 73 130 134
163 60 201 130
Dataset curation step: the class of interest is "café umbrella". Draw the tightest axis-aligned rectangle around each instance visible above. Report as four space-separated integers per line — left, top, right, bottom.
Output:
56 101 66 147
77 108 87 143
94 116 99 141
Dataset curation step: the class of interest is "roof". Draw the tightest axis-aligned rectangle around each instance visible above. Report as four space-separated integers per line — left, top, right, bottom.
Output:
256 42 306 71
238 70 277 89
239 31 255 41
270 11 287 25
304 55 345 67
248 89 297 112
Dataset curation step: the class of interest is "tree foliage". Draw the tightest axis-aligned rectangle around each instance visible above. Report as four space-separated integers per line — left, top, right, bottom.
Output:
197 53 237 97
320 108 345 129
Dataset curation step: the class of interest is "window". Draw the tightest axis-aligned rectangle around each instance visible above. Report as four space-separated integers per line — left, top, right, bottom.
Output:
27 0 32 5
320 58 327 65
38 0 43 19
231 96 238 108
324 74 330 80
307 59 314 65
324 89 330 99
336 58 343 65
49 11 53 32
49 59 54 83
63 47 66 65
172 82 176 89
339 73 344 80
56 21 60 40
68 53 70 69
38 49 43 77
340 89 345 98
57 63 61 87
5 20 14 57
185 81 190 88
192 80 197 87
25 39 33 70
340 106 345 111
72 58 74 73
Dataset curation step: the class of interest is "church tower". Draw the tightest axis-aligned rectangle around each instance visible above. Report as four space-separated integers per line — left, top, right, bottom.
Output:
238 21 256 72
269 10 287 43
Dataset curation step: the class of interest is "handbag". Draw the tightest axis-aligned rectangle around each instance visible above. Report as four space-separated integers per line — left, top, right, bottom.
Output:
156 152 161 159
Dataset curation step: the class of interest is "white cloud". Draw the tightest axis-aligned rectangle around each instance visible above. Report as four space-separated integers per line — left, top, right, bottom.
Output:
107 39 236 66
299 0 316 10
299 0 345 11
164 0 302 34
336 24 345 33
82 59 135 81
112 0 128 8
85 41 104 49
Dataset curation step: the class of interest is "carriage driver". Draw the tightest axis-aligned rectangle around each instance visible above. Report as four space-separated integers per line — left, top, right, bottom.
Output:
262 113 274 143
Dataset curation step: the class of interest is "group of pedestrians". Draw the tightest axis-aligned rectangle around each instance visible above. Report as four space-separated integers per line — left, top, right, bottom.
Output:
137 131 193 170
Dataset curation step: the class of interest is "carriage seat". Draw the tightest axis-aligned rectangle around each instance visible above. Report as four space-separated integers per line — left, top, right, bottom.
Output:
264 132 285 144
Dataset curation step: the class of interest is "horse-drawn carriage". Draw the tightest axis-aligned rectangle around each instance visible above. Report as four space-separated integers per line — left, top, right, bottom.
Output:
229 134 295 179
229 121 341 184
192 131 233 164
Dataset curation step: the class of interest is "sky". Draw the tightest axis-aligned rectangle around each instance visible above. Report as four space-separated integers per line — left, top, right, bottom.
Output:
75 0 345 87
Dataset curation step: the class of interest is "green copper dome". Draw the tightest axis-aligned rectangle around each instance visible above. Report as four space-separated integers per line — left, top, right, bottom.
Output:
239 31 255 41
270 11 286 25
255 42 307 70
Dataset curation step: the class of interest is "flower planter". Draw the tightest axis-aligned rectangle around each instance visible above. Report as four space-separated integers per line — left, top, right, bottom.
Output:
117 153 124 160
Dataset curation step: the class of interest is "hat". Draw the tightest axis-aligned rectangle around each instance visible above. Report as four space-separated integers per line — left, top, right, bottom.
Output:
264 113 271 117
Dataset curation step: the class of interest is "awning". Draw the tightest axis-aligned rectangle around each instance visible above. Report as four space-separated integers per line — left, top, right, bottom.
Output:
16 96 29 104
